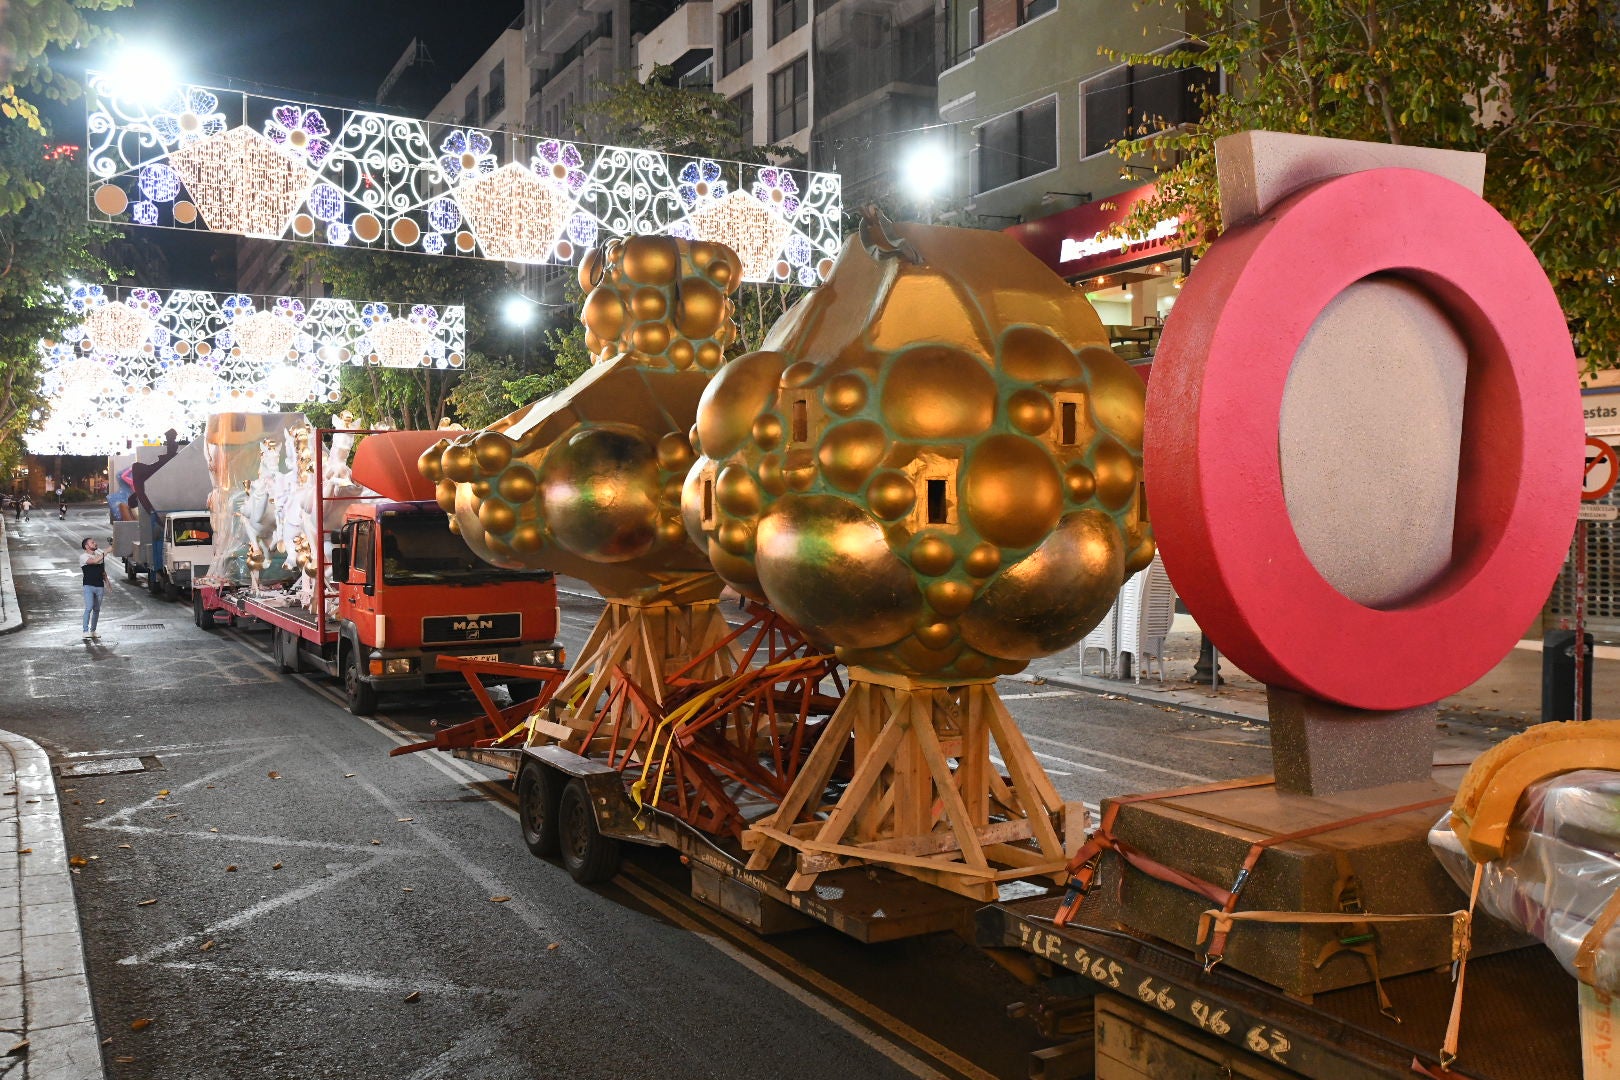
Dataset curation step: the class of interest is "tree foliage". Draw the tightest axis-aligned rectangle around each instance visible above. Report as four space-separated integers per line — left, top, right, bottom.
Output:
1113 0 1620 369
0 128 119 473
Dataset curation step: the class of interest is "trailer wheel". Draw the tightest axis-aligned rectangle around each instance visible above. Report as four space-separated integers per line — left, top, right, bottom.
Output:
343 648 378 716
558 779 620 884
517 762 563 857
193 591 214 631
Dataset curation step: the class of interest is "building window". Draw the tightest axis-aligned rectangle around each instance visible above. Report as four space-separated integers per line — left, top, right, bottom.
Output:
1080 47 1211 159
972 95 1057 194
770 56 809 140
486 61 506 119
1018 0 1056 22
721 2 753 76
463 88 479 125
730 88 754 146
771 0 807 44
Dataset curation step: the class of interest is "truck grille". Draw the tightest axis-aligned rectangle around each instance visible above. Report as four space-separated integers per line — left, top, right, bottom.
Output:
421 612 521 645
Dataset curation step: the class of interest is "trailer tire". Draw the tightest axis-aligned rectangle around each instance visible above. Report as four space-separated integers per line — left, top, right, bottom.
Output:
517 762 563 858
193 591 214 631
343 647 378 716
558 779 620 884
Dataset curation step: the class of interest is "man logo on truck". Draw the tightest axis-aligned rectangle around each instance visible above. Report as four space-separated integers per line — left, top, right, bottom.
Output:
453 617 495 632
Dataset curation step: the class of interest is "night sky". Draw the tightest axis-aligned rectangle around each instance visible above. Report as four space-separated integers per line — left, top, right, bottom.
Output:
41 0 525 289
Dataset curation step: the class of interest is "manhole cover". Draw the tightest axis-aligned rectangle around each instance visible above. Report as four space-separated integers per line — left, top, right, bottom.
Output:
118 623 165 630
59 757 146 777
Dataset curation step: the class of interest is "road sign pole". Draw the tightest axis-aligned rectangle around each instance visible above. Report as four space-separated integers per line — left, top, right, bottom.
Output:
1576 518 1588 722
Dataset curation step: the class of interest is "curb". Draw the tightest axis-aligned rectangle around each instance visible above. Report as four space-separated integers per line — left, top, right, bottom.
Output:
1034 668 1269 725
0 519 22 636
0 729 104 1079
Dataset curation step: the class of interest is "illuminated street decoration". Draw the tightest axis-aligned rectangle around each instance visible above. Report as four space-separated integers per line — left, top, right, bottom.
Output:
27 284 467 455
86 74 842 284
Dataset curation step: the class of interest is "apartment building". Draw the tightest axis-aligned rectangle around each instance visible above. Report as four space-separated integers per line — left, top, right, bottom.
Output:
937 0 1211 358
429 20 528 132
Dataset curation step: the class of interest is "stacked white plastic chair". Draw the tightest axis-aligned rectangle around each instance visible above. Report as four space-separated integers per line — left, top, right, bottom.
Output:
1079 597 1119 676
1115 554 1177 683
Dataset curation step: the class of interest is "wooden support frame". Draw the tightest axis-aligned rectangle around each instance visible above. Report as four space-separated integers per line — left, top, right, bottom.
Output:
745 678 1072 901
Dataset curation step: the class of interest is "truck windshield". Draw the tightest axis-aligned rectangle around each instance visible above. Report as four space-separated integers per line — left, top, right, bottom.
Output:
380 515 546 585
171 518 214 546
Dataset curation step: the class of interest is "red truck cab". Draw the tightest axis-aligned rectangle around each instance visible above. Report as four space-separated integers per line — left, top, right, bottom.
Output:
325 499 560 713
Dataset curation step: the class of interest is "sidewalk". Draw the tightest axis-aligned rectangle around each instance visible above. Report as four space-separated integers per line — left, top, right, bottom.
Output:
0 518 106 1078
1031 621 1620 730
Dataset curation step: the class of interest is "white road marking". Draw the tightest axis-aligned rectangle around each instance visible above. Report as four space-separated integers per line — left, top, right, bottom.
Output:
84 747 283 831
116 855 400 966
154 960 501 997
63 737 298 759
1022 733 1215 782
998 691 1081 700
92 823 408 855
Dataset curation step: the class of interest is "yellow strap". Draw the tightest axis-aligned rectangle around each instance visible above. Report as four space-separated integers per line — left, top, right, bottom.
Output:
1439 862 1484 1069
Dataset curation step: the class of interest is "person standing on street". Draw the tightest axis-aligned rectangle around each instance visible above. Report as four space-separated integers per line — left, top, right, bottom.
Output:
80 538 106 641
19 497 29 521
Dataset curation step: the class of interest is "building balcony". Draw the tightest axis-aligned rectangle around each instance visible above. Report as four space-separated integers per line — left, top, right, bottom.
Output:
635 2 715 81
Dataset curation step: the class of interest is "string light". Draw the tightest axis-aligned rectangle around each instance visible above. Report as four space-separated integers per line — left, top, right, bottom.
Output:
456 163 573 262
82 303 154 356
229 309 300 365
168 126 316 238
687 191 792 282
366 319 433 368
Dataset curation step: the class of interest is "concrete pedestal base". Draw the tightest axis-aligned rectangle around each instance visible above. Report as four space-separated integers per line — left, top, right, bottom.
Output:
1267 687 1436 796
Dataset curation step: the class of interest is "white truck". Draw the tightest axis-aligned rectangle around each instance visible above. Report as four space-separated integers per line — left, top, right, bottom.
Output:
111 438 218 600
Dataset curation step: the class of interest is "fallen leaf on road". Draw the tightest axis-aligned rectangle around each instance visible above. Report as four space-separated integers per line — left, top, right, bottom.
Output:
117 844 131 849
96 799 106 805
206 784 215 789
129 1018 152 1031
225 865 237 872
164 814 178 820
267 771 281 780
100 1037 112 1046
199 940 215 952
68 856 87 867
6 1039 27 1055
208 828 218 833
397 818 414 823
370 839 381 845
402 887 413 893
115 1056 135 1064
156 790 170 797
403 991 421 1003
271 862 283 870
489 896 511 903
136 899 157 907
18 849 30 855
344 773 355 778
547 943 559 951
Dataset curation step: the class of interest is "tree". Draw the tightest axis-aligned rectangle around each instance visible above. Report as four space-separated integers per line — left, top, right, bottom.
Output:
295 246 525 430
1 0 128 211
1111 0 1620 369
0 129 119 474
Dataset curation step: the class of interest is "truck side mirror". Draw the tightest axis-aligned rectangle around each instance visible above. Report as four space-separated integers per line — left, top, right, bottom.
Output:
331 543 349 583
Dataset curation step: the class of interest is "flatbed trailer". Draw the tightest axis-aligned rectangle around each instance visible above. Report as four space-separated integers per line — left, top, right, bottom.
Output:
978 894 1579 1080
454 742 1001 944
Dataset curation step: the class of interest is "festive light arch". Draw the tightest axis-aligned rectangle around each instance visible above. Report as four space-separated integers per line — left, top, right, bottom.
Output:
27 285 466 455
86 75 842 285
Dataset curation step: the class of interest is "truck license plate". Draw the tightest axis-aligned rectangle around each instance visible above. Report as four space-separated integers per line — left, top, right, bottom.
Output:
461 653 499 664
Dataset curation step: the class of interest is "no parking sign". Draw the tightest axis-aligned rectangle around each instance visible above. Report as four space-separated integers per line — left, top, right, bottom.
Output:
1583 436 1617 502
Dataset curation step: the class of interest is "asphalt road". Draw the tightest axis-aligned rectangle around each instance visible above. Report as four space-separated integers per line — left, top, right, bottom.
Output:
2 508 1272 1079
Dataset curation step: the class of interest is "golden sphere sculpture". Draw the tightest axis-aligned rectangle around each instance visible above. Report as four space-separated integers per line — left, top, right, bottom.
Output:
684 219 1152 680
420 237 744 597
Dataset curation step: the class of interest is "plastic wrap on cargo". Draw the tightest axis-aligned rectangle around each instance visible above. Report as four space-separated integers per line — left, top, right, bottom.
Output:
1430 769 1620 991
202 413 312 589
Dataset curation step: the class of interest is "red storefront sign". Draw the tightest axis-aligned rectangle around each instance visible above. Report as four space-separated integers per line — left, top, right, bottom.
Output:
1005 182 1186 278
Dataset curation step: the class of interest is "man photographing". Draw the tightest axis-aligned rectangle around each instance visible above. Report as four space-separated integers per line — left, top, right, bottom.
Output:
80 538 106 642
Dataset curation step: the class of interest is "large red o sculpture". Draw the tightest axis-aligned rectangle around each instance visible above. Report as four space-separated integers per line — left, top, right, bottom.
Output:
1144 167 1581 710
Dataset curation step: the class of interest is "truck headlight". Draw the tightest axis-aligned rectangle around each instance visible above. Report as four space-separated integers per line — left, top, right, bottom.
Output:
383 658 418 675
172 560 191 572
531 648 562 667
